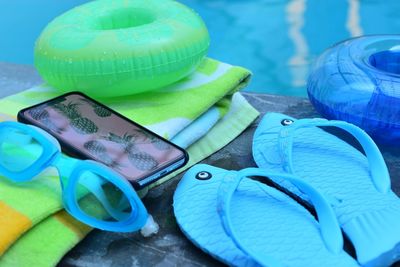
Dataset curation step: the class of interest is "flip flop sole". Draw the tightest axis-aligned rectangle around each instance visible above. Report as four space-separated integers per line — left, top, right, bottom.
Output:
173 164 358 267
253 113 400 266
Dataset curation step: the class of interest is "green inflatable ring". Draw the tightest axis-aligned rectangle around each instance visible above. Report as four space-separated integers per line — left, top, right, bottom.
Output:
34 0 210 97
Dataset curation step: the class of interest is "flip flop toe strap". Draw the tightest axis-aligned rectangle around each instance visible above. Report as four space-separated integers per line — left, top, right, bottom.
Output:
278 118 390 193
217 168 344 267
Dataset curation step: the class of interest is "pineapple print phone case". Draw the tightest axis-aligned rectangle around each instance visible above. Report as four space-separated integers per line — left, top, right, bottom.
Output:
17 91 188 189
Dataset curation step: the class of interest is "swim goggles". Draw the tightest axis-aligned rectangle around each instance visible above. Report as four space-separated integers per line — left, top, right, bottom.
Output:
0 121 148 232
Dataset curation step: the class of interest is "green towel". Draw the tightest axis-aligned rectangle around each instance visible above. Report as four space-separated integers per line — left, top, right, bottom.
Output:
0 58 259 266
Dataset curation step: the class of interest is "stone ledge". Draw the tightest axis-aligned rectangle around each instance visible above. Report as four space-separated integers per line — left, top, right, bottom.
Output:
0 62 398 267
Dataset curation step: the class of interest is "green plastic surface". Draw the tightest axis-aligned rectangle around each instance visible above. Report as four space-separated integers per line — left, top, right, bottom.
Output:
34 0 210 97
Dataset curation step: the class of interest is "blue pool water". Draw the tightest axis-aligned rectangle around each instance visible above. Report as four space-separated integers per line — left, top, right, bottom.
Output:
1 0 400 96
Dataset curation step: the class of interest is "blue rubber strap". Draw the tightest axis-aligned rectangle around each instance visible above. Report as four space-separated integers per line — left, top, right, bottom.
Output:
56 154 79 188
217 168 343 266
278 118 390 193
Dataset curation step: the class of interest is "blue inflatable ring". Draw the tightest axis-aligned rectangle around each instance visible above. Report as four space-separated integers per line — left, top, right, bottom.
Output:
307 35 400 145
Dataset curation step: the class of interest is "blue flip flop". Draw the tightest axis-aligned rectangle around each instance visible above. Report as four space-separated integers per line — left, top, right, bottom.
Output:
173 164 359 267
252 113 400 267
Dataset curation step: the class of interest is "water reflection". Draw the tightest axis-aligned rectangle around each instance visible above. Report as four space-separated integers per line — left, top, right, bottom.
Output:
286 0 308 90
181 0 400 96
1 0 400 96
347 0 363 37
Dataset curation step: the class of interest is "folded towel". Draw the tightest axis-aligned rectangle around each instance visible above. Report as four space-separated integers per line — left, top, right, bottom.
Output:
0 58 259 266
0 210 91 267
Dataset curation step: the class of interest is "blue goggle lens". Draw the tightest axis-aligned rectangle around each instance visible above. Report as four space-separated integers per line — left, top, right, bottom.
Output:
75 171 133 223
0 127 44 172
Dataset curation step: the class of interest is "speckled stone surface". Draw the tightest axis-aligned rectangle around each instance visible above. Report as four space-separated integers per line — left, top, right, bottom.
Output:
0 62 42 97
1 62 399 267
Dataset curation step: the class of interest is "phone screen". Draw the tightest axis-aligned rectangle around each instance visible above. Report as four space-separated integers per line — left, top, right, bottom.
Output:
18 92 187 188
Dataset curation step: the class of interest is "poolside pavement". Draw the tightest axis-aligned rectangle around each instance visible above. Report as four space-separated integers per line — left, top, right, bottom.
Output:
1 62 399 267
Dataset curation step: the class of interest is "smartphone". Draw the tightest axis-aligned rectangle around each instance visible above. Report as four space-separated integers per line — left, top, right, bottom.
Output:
17 91 188 189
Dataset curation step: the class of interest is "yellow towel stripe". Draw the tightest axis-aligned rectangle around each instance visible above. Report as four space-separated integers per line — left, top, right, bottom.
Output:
0 210 91 267
0 201 32 255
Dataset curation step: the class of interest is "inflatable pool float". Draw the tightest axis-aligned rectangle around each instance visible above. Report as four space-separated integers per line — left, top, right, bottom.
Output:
34 0 210 98
307 35 400 145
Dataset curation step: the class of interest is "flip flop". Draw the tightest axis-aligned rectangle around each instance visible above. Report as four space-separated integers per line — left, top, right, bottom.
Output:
173 164 359 267
252 113 400 267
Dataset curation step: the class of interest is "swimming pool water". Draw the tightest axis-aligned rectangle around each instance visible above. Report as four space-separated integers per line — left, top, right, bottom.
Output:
1 0 400 96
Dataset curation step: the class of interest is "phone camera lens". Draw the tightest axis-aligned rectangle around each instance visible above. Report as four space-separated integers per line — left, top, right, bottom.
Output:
196 171 212 180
